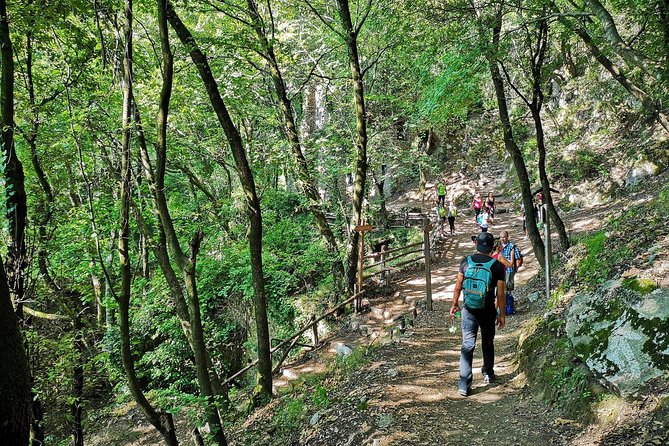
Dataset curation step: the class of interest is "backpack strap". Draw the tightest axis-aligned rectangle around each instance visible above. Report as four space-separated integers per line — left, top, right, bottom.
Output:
467 256 496 269
482 257 497 269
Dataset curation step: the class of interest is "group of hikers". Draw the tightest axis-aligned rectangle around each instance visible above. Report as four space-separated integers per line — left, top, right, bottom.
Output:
433 185 498 236
433 180 525 397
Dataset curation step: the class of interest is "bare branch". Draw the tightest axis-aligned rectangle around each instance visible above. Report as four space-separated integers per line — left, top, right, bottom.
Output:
361 43 391 77
355 0 372 33
499 60 531 107
304 0 344 38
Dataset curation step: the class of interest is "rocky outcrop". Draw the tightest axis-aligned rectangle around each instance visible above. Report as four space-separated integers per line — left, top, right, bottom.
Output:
565 280 668 397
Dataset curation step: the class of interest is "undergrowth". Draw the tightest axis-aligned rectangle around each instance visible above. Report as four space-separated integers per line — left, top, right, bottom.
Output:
235 344 375 445
517 316 596 420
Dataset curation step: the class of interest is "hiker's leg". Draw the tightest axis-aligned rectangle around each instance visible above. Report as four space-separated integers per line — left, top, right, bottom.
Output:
459 308 478 392
480 311 496 377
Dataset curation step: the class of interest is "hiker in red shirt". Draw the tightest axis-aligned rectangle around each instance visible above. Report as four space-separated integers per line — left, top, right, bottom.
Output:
472 193 483 223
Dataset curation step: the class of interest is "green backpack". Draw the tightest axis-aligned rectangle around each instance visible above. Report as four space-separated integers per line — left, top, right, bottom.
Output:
462 257 496 309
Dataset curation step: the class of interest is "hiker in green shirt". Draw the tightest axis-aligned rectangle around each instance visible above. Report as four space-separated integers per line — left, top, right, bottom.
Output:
447 200 457 235
436 182 446 207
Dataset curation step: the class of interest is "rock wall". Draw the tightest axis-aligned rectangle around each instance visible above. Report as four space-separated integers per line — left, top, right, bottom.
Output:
565 280 669 397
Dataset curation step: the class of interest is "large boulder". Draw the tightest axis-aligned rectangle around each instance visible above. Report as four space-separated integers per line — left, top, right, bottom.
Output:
565 280 669 397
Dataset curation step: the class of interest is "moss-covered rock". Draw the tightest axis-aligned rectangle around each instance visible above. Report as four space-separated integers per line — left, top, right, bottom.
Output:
565 280 669 397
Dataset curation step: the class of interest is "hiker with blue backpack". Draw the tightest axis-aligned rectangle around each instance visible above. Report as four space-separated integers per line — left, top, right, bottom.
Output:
450 232 506 397
500 230 523 315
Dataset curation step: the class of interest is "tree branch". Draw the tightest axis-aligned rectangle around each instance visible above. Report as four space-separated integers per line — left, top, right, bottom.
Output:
304 0 344 38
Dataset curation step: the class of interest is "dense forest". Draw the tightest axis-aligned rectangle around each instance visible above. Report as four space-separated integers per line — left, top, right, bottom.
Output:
1 0 667 445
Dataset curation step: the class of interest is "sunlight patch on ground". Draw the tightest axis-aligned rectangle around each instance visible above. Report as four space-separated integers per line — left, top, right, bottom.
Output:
382 384 448 403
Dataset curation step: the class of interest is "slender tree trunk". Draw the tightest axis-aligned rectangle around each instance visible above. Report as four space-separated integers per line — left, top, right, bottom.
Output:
564 20 669 133
91 273 105 328
245 0 345 298
117 2 178 444
335 0 369 294
166 1 272 404
486 11 546 266
22 23 49 445
531 108 569 249
126 0 232 438
585 0 652 73
527 20 569 250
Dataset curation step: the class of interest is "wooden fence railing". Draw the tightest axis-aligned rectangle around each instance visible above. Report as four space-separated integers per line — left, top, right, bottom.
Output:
222 290 365 387
223 214 440 387
357 217 433 311
325 211 428 228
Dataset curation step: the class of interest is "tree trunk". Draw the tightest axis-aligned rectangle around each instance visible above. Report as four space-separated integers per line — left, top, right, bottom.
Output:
0 0 27 319
528 19 569 250
246 0 345 298
0 255 31 446
585 0 652 74
22 24 49 445
166 0 272 405
565 20 669 133
117 2 179 445
71 321 84 446
91 273 105 328
0 3 31 443
335 0 369 294
531 107 569 249
487 12 546 266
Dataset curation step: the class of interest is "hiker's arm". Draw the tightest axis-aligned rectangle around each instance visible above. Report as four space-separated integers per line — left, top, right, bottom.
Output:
497 254 512 268
451 272 464 317
496 279 506 329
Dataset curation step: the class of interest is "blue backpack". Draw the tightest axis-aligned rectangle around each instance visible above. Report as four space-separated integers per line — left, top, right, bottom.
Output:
462 257 496 309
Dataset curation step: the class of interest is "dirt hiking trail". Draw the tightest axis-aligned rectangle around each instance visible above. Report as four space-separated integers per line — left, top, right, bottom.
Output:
257 205 584 446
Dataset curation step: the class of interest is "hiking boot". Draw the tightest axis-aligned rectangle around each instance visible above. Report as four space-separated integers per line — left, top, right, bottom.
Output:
458 387 469 397
482 374 495 384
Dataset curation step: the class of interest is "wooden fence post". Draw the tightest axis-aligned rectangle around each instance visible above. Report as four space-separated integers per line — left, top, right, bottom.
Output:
423 217 433 311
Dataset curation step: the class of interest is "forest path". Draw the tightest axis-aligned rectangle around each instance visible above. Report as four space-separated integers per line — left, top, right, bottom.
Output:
297 208 579 445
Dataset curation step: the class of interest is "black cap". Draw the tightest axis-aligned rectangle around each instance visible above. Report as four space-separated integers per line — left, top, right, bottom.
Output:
471 232 495 253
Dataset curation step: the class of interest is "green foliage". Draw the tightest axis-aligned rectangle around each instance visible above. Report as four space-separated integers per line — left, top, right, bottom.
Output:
552 149 609 183
518 316 595 419
575 231 630 289
335 346 370 374
417 45 485 124
311 384 330 409
576 231 610 287
274 397 308 435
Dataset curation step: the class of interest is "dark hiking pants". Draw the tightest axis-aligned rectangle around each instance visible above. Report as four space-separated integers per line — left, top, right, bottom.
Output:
459 306 496 393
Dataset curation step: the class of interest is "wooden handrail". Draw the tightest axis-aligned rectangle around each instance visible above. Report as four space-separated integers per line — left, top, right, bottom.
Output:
363 241 422 259
221 290 365 386
365 248 423 269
